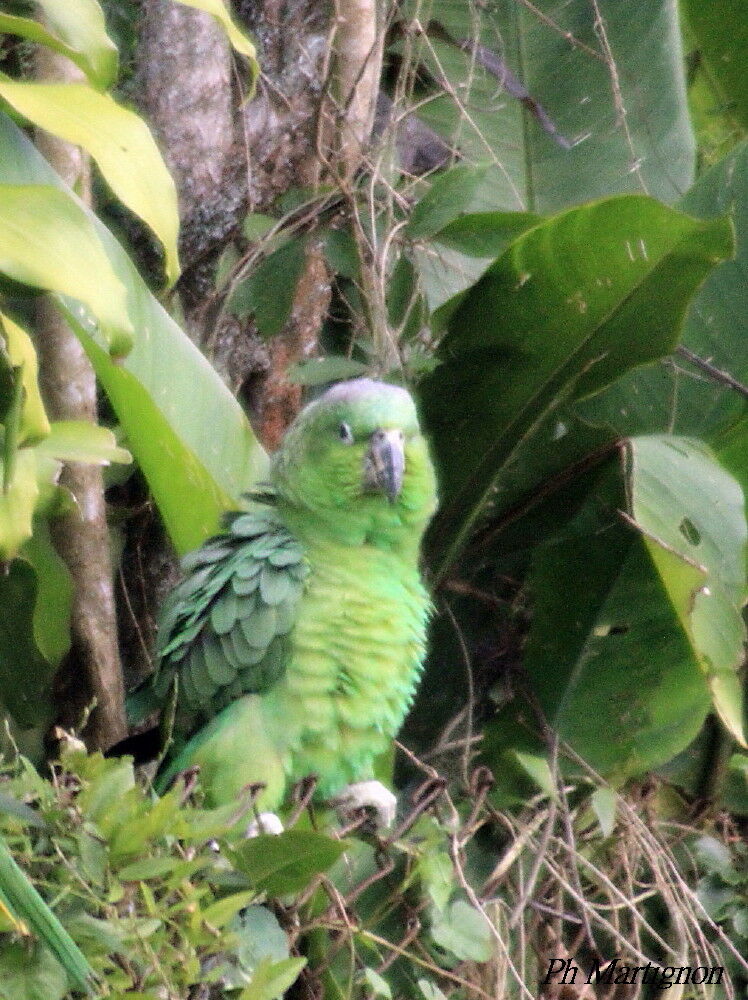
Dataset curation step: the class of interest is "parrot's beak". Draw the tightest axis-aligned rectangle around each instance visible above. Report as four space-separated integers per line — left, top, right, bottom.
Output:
364 429 405 502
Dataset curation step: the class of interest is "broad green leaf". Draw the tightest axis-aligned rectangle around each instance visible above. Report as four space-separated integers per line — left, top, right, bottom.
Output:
1 361 23 494
230 831 350 897
239 957 307 1000
0 314 50 445
0 450 39 560
0 0 117 89
288 357 368 386
323 228 359 280
406 165 490 239
0 560 56 729
71 333 247 553
0 115 267 554
522 438 747 776
590 787 617 838
430 899 492 963
723 754 748 816
228 238 306 338
361 969 391 999
231 905 290 970
418 981 448 1000
73 754 136 827
511 751 556 801
416 850 453 913
200 890 257 928
693 835 739 883
578 141 748 448
34 421 131 466
108 787 186 857
0 792 46 828
0 940 68 1000
173 0 259 82
117 856 205 883
414 211 541 320
430 211 543 258
412 242 491 316
0 82 180 286
419 194 734 578
629 436 746 743
401 0 694 211
0 184 133 357
680 143 748 425
523 461 711 776
243 213 278 242
716 415 748 576
20 519 73 668
682 0 748 131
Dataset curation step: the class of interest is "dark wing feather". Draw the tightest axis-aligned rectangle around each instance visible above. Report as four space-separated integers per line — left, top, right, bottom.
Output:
145 509 307 734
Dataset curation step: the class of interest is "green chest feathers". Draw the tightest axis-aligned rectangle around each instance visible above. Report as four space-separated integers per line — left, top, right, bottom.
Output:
266 542 430 792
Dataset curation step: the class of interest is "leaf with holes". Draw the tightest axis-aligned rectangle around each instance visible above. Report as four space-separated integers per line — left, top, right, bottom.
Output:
628 436 746 744
397 0 694 211
419 194 734 579
520 436 746 778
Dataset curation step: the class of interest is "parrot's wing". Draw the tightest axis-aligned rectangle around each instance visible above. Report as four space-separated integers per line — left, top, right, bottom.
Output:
152 509 308 729
0 838 96 993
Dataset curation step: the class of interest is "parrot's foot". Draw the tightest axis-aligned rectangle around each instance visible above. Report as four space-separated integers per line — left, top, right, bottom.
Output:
332 780 397 828
245 812 284 837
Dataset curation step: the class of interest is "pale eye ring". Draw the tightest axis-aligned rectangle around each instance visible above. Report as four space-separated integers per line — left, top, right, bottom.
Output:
338 422 354 444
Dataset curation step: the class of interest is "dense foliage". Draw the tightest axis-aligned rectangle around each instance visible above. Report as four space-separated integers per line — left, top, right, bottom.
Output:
0 0 746 997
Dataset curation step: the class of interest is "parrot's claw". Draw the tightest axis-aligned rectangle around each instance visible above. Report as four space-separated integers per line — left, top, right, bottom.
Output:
332 780 397 828
245 812 284 837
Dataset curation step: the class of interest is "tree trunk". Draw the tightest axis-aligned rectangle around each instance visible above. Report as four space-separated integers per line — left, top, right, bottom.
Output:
34 46 127 751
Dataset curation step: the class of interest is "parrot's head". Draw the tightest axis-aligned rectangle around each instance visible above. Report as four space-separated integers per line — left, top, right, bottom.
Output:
271 378 437 548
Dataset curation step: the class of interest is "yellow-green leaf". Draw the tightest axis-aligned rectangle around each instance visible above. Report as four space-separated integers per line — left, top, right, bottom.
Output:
0 450 39 560
0 0 118 89
0 184 133 357
34 420 132 466
240 957 307 1000
201 891 257 929
0 313 51 445
36 0 118 87
0 82 180 286
174 0 259 85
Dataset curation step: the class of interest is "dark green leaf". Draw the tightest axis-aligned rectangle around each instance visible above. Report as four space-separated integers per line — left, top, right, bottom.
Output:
402 0 694 211
324 228 359 279
407 165 490 239
431 211 541 257
239 956 307 1000
682 0 748 131
228 239 306 338
430 899 492 963
0 561 56 729
0 940 68 1000
230 831 350 896
420 194 734 578
578 141 748 453
288 357 368 386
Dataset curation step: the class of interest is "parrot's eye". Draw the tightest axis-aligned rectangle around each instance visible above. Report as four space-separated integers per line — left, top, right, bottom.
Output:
338 422 354 444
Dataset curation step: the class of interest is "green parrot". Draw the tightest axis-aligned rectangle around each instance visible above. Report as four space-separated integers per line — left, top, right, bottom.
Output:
0 835 95 994
142 379 438 821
